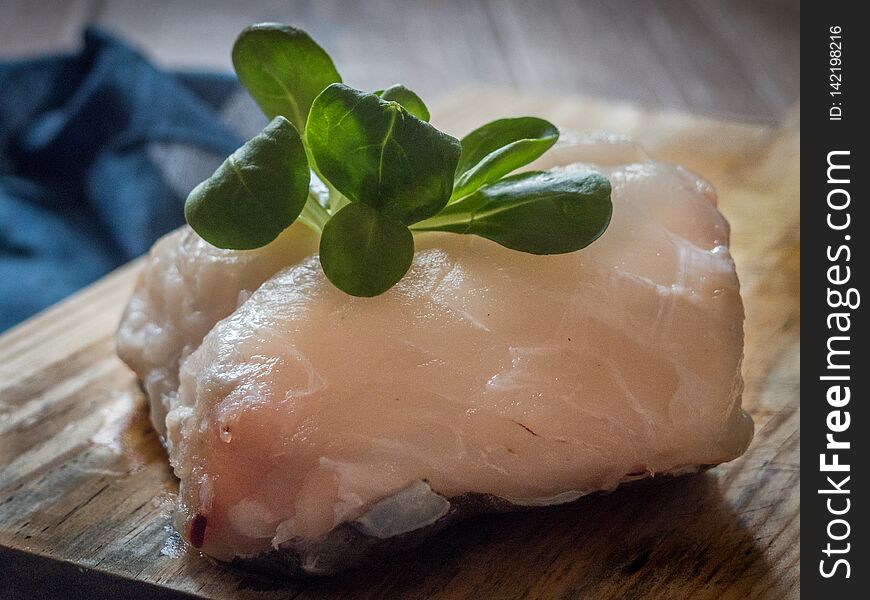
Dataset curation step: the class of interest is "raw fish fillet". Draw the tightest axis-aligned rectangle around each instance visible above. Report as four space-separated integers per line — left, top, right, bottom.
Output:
117 137 753 574
117 222 318 437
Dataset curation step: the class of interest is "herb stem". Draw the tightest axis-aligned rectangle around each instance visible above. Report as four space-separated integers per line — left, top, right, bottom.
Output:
298 191 331 233
409 212 467 232
329 190 350 213
303 141 349 214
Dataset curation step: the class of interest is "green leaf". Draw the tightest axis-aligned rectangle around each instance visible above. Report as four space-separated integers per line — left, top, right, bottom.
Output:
184 117 310 250
452 117 559 200
413 170 612 255
375 84 430 121
306 83 461 224
319 202 414 297
232 23 341 130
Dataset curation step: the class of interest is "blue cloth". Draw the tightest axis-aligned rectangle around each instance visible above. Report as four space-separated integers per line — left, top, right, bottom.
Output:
0 29 253 332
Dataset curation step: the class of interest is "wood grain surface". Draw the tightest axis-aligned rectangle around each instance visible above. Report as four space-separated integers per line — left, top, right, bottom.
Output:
0 0 799 122
0 91 799 599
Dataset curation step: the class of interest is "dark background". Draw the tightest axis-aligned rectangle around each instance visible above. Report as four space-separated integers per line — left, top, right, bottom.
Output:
1 0 799 122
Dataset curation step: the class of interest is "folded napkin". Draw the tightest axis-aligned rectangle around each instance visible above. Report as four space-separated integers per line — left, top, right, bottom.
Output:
0 29 263 332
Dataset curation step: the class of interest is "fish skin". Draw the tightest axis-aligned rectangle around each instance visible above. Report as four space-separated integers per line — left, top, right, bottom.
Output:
232 469 713 577
155 153 751 564
232 486 520 577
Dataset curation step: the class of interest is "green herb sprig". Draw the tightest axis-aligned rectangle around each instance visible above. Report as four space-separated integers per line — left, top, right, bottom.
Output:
186 23 613 296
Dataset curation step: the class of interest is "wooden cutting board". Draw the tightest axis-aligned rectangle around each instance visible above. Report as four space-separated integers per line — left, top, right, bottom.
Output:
0 90 800 599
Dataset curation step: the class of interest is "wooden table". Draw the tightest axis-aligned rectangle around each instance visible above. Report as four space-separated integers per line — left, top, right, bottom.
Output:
0 89 800 597
1 0 799 122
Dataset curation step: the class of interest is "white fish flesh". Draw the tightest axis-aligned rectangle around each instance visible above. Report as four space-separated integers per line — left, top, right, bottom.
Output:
116 137 753 573
117 222 318 436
